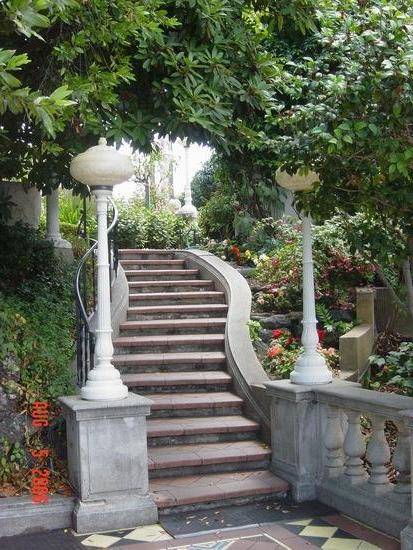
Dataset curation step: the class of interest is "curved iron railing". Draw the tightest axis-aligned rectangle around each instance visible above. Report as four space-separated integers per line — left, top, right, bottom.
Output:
74 195 119 387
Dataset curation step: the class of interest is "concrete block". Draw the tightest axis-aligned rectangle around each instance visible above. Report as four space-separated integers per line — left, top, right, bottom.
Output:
265 380 321 501
0 495 74 537
356 287 375 327
339 324 373 378
59 393 158 534
0 180 41 227
401 522 413 550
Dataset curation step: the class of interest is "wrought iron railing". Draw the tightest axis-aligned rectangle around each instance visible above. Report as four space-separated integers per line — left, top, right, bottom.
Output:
74 195 119 387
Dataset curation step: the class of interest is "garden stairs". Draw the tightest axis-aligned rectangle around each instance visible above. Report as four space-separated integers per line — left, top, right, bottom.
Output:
115 249 289 513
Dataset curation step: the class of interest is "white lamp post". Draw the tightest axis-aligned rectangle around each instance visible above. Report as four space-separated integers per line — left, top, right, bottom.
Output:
178 141 198 218
276 169 332 385
70 138 134 400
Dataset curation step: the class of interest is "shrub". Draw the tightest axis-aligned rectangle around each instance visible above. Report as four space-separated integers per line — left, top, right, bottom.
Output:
198 192 236 240
0 223 57 294
365 342 413 396
116 201 195 249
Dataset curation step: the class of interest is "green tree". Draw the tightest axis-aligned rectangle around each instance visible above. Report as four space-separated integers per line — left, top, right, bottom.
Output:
1 0 289 193
265 0 413 316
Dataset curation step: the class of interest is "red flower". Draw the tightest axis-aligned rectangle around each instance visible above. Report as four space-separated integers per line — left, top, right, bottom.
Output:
317 329 327 344
272 329 284 339
268 346 283 358
231 245 240 257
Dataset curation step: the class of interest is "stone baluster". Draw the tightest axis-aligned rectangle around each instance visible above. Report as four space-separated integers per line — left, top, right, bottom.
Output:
366 415 391 490
344 411 367 483
393 421 411 495
324 405 345 478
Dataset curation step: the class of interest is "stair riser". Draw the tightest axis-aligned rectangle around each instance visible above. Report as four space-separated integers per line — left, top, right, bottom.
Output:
119 326 225 336
129 284 214 293
126 272 199 281
126 383 231 393
157 493 288 515
149 459 270 479
148 431 259 447
146 406 243 418
127 310 227 320
114 342 225 354
117 363 226 374
129 297 225 306
121 262 185 270
120 253 176 261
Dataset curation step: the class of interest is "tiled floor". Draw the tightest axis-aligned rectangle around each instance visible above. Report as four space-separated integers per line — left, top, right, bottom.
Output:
0 501 400 550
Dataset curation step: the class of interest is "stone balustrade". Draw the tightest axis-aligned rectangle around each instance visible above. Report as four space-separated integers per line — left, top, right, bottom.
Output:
264 379 413 546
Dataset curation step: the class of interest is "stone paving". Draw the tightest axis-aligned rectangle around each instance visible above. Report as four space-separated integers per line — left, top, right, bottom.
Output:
0 500 400 549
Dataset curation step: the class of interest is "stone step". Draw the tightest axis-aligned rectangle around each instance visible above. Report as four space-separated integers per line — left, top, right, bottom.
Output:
122 371 232 393
113 334 225 354
145 391 243 418
129 291 225 306
128 280 215 293
119 249 176 260
147 415 260 446
119 318 227 336
127 304 229 320
148 441 271 478
125 269 200 281
121 259 185 270
113 351 227 373
150 470 289 511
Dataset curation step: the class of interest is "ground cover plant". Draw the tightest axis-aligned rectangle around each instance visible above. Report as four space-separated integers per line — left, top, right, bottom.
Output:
0 223 75 497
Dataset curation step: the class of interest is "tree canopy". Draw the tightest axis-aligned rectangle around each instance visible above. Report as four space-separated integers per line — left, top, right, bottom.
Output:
1 0 311 192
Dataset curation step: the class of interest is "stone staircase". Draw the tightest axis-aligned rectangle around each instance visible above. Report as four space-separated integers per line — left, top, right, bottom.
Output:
115 249 288 512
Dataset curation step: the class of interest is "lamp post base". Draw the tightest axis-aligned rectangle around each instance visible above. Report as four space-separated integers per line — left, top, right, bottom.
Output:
290 352 333 385
81 379 128 401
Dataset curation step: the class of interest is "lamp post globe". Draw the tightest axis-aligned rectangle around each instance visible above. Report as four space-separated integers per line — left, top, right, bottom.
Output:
276 168 332 386
70 138 134 401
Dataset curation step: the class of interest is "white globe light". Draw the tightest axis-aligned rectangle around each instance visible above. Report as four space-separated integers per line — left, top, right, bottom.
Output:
70 138 134 187
275 168 319 191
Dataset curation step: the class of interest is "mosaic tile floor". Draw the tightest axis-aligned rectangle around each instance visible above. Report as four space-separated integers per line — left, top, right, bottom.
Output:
0 501 400 550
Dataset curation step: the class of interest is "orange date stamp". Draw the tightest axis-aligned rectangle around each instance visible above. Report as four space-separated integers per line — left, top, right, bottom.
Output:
30 401 51 504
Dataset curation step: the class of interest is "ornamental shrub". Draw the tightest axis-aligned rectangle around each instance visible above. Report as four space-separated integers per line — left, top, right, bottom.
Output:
116 201 196 249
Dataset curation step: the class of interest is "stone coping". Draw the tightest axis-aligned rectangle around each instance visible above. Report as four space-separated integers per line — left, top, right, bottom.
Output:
0 494 75 537
59 393 153 420
265 379 413 421
176 249 271 427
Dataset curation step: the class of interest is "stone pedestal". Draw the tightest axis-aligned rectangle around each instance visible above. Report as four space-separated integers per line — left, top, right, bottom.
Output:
265 380 321 501
46 187 73 263
401 410 413 550
59 394 158 534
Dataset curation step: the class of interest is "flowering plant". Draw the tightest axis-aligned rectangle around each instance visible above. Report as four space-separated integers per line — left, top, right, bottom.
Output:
262 328 339 379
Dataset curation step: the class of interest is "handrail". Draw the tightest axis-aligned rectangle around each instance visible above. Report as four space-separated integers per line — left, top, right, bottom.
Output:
74 195 119 387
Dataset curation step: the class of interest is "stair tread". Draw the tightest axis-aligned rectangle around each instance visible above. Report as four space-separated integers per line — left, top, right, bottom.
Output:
130 291 225 299
147 415 260 437
122 371 231 387
147 391 243 410
128 304 228 314
148 441 270 470
114 334 225 347
120 318 227 330
150 470 289 508
121 259 184 265
125 269 199 276
129 280 213 287
119 249 177 254
113 351 226 366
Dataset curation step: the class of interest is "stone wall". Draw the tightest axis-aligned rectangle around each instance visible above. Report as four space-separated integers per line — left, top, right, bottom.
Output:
0 181 41 228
